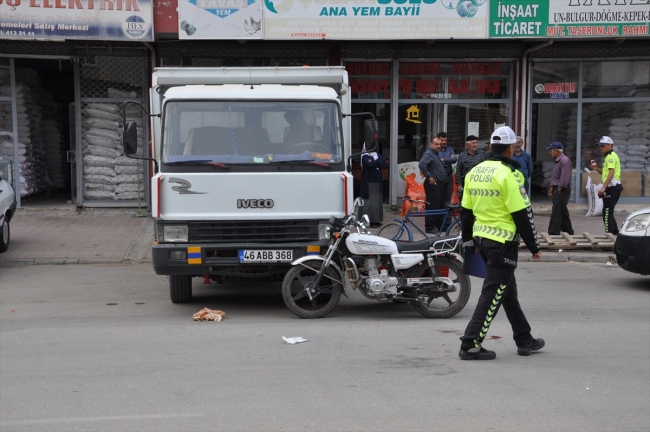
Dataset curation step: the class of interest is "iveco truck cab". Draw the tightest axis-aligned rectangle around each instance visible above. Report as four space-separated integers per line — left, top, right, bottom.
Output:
125 67 355 303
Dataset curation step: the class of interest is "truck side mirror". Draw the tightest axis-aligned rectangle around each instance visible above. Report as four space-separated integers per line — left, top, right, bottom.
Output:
364 119 378 152
123 121 138 155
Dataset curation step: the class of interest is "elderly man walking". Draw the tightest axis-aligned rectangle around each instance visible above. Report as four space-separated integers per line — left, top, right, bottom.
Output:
547 142 574 236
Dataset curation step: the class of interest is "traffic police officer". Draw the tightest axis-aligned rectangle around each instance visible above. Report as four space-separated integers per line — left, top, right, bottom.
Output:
459 126 545 360
590 136 623 235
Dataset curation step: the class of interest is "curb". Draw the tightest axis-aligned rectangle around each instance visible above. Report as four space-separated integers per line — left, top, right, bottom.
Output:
0 258 152 266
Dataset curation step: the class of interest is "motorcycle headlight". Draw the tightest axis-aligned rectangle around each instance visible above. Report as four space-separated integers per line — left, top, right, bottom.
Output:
318 223 332 240
623 213 650 233
163 225 189 242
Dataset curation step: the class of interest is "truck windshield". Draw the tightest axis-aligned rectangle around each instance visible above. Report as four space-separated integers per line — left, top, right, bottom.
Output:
162 101 343 165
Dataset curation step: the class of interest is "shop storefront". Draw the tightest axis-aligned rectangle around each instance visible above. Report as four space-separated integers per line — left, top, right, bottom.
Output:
529 58 650 203
0 3 153 208
488 0 650 203
345 55 515 206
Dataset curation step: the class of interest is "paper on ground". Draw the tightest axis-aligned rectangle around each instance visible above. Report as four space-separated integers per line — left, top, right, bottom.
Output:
283 336 309 344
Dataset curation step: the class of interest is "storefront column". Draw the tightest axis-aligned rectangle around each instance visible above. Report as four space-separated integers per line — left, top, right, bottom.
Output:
9 59 20 208
390 59 399 208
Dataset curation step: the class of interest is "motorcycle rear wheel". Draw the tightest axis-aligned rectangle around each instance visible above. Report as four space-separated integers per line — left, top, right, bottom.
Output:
406 256 470 318
282 260 343 319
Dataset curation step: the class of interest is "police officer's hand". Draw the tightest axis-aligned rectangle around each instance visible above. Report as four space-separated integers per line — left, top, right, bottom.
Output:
532 251 541 260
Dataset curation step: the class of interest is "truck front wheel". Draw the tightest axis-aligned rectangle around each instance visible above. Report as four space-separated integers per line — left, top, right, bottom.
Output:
169 275 192 303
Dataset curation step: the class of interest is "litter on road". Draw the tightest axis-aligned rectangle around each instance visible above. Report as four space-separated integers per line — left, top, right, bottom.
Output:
193 308 226 322
282 336 309 344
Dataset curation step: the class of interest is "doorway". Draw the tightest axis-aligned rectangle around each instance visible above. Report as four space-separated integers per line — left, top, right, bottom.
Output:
0 57 75 208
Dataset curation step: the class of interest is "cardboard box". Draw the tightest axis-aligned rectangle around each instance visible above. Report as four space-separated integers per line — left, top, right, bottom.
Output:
581 170 644 197
621 171 642 197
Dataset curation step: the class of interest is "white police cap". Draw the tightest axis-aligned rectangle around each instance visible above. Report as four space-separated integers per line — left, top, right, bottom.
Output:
490 126 517 145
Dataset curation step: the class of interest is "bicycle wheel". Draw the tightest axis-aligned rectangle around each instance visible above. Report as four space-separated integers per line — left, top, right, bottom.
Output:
407 257 471 318
282 260 343 319
445 220 462 237
376 222 410 241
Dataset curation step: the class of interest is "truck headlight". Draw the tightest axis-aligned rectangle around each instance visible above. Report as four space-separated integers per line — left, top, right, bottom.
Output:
163 225 189 242
318 223 332 240
623 214 650 233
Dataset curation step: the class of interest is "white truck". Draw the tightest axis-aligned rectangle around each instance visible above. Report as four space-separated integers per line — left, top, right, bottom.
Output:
123 67 376 303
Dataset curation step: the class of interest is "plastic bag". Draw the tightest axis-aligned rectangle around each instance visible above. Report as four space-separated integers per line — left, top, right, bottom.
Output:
400 173 427 216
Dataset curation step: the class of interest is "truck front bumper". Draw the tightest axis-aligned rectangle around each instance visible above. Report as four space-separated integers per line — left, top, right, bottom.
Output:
151 241 328 278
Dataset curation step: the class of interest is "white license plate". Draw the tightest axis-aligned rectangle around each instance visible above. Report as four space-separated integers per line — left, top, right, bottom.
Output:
239 250 293 263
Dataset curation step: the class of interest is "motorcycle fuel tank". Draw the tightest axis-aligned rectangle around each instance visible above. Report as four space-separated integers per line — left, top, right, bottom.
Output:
345 233 399 255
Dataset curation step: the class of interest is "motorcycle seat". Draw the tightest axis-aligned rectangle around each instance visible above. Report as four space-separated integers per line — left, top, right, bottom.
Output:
395 235 458 253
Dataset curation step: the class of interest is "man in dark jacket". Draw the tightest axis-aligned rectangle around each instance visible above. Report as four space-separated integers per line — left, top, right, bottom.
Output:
418 136 447 233
455 135 485 201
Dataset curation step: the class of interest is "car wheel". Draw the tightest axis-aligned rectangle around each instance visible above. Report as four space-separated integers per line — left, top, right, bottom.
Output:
0 218 9 253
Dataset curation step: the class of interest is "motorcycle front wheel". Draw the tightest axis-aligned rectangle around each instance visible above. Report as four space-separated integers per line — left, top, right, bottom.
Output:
406 256 471 318
282 260 343 319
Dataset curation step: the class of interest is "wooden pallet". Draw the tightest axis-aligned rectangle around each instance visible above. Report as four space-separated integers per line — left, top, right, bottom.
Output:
519 232 615 250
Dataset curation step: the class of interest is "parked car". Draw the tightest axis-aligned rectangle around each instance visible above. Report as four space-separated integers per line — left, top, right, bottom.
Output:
614 207 650 276
0 158 17 253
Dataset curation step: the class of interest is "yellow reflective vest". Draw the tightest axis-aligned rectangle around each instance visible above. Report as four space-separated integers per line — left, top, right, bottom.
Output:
602 151 621 184
461 159 530 243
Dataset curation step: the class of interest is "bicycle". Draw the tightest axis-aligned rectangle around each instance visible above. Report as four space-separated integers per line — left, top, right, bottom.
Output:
376 195 462 242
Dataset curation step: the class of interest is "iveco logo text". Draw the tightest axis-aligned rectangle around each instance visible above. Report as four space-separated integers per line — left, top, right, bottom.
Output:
237 199 274 209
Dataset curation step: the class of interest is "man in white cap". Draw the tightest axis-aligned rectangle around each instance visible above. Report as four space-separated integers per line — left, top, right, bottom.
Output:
459 126 544 360
590 136 623 235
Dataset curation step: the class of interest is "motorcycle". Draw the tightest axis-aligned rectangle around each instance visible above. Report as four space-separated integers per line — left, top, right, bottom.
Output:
281 198 471 319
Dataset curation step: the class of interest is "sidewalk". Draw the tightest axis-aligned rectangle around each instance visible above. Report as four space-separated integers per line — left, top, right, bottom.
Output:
0 202 641 267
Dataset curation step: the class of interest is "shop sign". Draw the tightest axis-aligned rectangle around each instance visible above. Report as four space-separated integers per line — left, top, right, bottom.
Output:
490 0 650 38
534 82 577 99
405 105 422 124
0 0 154 41
263 0 488 40
178 0 262 39
347 61 391 98
399 62 504 99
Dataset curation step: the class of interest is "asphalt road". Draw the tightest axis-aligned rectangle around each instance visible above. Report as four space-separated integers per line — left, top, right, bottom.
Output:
0 263 648 432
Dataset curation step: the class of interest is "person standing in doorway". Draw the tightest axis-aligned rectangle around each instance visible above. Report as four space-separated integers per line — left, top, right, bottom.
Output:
436 132 456 204
459 126 544 360
419 136 447 233
358 143 386 228
590 136 623 235
512 136 533 194
546 142 574 236
455 135 485 202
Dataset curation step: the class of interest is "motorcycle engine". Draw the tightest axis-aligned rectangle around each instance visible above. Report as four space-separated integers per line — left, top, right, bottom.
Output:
363 257 398 296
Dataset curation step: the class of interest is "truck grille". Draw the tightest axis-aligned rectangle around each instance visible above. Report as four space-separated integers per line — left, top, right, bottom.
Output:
189 220 320 243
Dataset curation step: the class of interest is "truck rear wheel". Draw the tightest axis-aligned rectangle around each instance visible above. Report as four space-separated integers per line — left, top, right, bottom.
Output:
169 275 192 303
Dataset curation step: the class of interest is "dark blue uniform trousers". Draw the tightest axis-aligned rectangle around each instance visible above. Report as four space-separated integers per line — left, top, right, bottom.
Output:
460 238 534 350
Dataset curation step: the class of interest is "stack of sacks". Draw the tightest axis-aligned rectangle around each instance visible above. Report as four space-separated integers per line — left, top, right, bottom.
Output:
531 161 555 190
624 101 650 171
14 68 49 192
41 118 66 188
556 106 578 161
82 87 144 201
38 85 67 189
601 102 650 171
0 80 44 196
83 103 122 200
